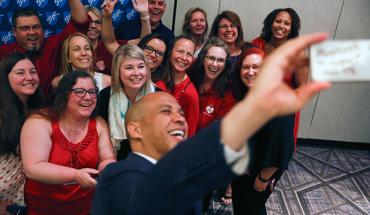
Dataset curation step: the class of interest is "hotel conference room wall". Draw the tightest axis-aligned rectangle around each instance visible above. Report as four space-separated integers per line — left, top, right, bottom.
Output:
162 0 370 143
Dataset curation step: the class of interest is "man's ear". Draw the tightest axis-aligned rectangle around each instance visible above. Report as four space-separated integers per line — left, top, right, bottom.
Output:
126 121 142 139
12 27 17 38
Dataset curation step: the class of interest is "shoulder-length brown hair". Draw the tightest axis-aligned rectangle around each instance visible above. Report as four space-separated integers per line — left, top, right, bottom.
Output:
209 10 244 48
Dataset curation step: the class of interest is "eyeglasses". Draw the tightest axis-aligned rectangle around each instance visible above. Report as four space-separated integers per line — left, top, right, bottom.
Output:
70 88 98 98
143 44 165 58
90 20 102 26
218 23 238 30
15 24 42 32
205 55 226 65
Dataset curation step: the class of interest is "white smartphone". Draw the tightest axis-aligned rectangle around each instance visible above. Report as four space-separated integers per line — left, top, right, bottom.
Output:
310 40 370 82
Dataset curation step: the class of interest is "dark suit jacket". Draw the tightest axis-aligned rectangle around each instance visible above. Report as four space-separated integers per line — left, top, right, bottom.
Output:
115 19 175 45
91 122 237 215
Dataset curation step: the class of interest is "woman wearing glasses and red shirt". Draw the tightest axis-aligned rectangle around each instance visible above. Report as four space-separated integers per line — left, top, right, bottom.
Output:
188 37 235 131
187 37 236 211
21 71 116 215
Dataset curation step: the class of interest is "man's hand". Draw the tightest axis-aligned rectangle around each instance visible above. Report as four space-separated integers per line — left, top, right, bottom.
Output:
132 0 149 17
249 32 331 118
221 32 331 152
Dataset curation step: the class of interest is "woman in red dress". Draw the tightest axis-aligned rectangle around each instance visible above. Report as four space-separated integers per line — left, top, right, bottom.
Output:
21 71 116 215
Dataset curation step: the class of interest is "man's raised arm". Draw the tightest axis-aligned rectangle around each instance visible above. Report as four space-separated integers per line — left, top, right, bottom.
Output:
221 32 331 152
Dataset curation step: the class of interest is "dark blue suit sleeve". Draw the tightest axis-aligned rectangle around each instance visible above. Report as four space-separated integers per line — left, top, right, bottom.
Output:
92 122 238 215
130 122 237 215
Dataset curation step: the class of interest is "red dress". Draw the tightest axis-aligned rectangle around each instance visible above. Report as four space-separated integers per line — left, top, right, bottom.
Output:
156 76 200 137
252 37 300 146
25 119 99 215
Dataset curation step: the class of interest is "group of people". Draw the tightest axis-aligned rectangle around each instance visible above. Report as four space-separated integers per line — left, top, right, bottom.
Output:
0 0 331 215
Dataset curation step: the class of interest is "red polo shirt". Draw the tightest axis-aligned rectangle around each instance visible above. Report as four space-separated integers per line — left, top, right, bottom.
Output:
198 88 236 130
0 19 90 96
156 76 200 137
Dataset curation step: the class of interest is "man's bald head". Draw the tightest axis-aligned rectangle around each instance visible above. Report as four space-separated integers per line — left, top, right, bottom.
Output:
125 92 176 129
125 92 188 160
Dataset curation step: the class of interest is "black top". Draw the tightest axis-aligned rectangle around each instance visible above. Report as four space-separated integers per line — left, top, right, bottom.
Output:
115 19 175 45
247 114 295 173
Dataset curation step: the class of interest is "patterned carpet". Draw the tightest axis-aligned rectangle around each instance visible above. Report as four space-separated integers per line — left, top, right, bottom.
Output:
207 140 370 215
266 141 370 215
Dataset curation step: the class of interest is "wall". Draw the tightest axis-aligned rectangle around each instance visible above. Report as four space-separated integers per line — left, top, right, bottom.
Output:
163 0 370 143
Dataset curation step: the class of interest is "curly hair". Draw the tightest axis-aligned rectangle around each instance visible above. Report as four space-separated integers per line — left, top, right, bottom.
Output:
260 8 301 42
188 37 231 98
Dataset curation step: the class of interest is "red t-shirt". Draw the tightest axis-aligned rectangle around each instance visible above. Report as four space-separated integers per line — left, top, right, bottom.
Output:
0 19 90 96
156 76 200 137
198 88 236 130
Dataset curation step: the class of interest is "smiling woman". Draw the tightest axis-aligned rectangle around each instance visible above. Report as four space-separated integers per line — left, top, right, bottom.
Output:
51 33 111 92
96 44 155 160
182 7 208 56
155 35 199 137
188 37 236 131
252 8 303 146
0 53 43 214
20 71 116 215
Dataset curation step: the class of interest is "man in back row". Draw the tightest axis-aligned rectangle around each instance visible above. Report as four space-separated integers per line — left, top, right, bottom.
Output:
0 0 89 96
115 0 174 44
91 33 331 215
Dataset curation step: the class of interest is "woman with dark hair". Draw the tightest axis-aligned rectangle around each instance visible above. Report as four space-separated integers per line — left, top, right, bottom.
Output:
252 8 304 145
182 7 208 56
156 35 199 137
209 10 244 66
188 37 235 130
231 47 295 215
0 53 43 214
252 8 301 55
138 33 168 83
188 37 236 212
21 71 116 215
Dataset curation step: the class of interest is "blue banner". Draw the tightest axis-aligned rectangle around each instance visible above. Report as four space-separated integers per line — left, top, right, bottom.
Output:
0 0 138 45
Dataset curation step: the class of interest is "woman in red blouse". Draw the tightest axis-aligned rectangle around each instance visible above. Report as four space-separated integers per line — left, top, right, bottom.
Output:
21 71 116 215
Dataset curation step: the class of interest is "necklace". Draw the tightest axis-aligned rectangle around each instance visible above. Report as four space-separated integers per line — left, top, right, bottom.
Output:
59 121 89 169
